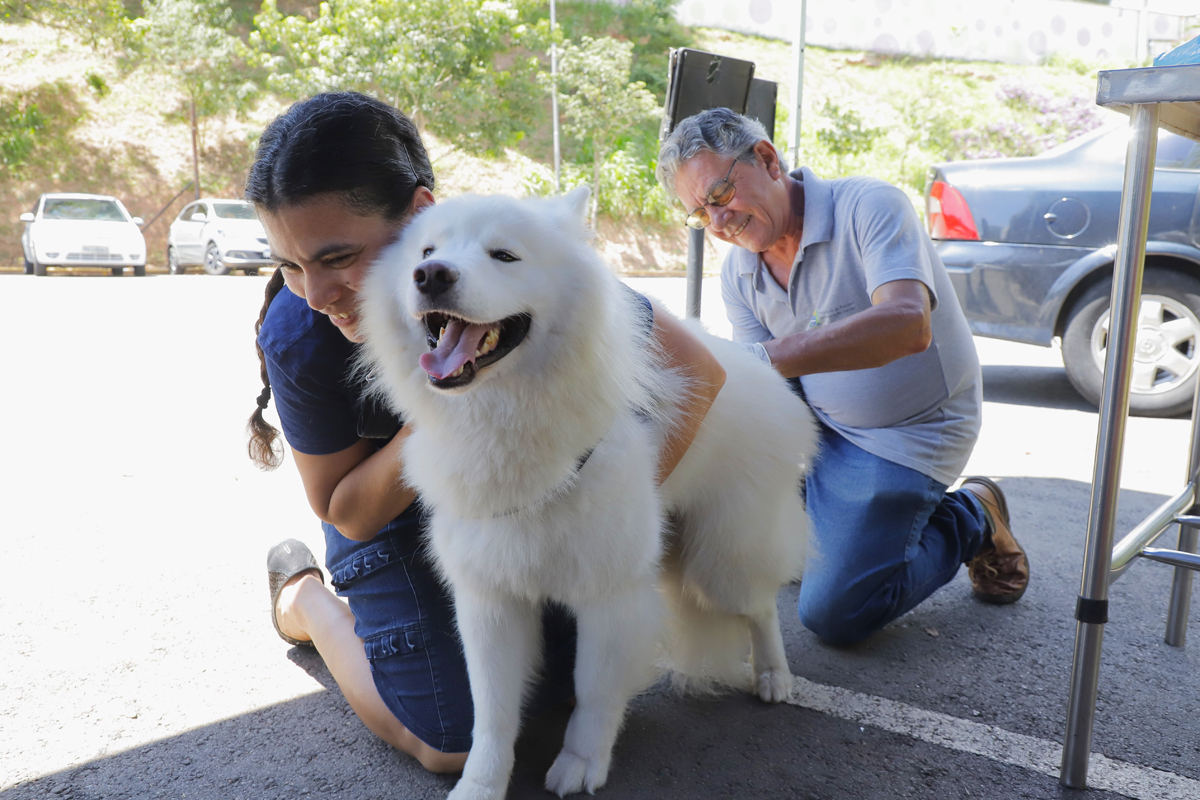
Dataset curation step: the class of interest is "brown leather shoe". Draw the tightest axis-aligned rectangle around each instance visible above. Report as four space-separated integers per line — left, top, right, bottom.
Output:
960 477 1029 605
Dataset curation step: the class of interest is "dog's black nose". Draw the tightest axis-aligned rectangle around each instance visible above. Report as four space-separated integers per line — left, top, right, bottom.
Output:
413 261 457 296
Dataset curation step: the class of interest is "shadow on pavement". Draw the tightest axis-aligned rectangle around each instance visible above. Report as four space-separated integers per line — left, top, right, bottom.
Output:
4 478 1194 800
981 364 1095 412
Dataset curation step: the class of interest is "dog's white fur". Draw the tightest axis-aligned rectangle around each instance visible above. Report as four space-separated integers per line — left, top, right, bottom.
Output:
358 188 817 800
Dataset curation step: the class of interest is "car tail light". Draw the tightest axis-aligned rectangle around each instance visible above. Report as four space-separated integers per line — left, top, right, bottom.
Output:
927 180 980 241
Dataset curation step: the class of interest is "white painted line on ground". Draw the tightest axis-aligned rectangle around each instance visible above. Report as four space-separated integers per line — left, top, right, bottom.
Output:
788 676 1199 800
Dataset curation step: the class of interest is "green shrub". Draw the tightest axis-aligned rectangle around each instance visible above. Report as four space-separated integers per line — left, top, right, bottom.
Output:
84 71 110 98
0 98 46 176
521 143 676 226
0 82 83 180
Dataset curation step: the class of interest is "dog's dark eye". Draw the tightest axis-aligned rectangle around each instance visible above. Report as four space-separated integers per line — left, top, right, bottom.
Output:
489 249 520 263
422 246 435 258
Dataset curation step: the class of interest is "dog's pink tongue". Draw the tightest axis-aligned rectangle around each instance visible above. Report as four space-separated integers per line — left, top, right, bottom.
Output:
420 318 492 380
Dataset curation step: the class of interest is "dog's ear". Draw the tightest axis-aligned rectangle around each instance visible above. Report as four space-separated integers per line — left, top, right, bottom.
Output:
562 186 591 225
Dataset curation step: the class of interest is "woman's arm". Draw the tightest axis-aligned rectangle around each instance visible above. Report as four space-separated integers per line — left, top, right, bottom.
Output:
291 425 418 541
651 300 727 484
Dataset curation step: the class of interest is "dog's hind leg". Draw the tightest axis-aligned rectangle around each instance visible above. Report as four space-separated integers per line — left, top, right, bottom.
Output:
673 494 802 703
449 591 541 800
745 601 793 702
545 580 662 798
658 568 753 693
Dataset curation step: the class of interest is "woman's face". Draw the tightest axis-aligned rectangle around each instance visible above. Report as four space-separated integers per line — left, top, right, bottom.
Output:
260 189 433 343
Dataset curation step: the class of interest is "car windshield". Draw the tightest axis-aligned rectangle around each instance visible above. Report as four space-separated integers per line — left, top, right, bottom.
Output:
42 198 126 221
212 203 258 220
1156 132 1200 170
1053 127 1200 170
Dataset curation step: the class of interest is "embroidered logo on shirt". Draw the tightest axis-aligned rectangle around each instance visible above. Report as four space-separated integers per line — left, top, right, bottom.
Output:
806 302 858 330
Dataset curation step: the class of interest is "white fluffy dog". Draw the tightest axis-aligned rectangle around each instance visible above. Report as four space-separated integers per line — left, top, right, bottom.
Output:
358 188 817 800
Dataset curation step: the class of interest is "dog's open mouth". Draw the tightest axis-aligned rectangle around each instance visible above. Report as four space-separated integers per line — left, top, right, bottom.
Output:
418 311 531 389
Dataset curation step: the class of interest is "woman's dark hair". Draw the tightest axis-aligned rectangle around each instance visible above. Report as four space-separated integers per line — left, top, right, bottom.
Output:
246 92 434 470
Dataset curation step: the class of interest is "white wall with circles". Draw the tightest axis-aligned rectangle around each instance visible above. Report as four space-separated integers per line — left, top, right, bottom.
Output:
675 0 1193 66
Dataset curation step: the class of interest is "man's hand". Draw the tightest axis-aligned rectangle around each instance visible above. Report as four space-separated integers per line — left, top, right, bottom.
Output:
763 278 932 379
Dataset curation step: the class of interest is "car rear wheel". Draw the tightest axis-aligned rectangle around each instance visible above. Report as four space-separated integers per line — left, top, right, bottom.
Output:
204 242 230 276
168 246 186 275
1061 269 1200 417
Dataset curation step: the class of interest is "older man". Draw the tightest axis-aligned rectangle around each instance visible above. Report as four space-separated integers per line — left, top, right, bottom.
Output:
657 108 1029 644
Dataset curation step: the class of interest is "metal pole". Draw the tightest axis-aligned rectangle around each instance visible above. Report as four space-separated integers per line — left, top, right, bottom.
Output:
190 95 200 201
1137 0 1149 65
550 0 561 194
1165 374 1200 646
686 227 703 319
788 0 806 168
1060 103 1160 790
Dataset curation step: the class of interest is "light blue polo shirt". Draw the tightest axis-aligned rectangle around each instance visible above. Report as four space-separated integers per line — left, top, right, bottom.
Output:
721 167 982 486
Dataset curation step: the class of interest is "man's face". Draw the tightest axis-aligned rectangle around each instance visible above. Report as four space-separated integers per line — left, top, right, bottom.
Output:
673 144 789 254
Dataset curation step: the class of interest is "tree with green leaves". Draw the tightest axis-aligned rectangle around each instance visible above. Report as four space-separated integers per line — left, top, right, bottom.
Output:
816 101 884 175
0 0 130 48
552 35 660 229
249 0 545 154
130 0 255 198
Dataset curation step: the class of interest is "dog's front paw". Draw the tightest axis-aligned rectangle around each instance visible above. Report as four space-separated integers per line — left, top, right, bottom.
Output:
545 749 610 797
447 778 505 800
756 667 793 703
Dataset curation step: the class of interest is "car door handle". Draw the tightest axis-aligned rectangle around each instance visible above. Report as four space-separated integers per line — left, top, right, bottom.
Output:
1044 212 1058 222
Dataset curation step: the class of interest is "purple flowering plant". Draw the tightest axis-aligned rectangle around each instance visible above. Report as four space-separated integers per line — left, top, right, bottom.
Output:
950 82 1107 161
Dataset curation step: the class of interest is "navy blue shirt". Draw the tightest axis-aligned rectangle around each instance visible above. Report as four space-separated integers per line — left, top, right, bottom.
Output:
259 286 399 456
258 284 655 457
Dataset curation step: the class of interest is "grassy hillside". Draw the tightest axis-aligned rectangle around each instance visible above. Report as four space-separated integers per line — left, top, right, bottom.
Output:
0 14 1121 274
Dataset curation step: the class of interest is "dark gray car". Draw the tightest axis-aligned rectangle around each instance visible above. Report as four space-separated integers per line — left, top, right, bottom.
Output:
926 125 1200 416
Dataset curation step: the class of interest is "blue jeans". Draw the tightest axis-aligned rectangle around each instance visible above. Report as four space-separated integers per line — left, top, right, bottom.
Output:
797 425 989 645
323 506 576 752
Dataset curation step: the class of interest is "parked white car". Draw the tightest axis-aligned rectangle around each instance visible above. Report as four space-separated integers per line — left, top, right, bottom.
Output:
167 199 271 275
20 193 147 276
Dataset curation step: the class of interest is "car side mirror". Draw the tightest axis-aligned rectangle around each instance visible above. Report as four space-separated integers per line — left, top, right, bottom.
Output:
191 212 207 222
131 216 144 225
20 212 34 222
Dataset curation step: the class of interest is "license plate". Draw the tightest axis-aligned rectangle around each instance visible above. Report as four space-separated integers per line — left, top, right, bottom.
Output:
82 245 109 254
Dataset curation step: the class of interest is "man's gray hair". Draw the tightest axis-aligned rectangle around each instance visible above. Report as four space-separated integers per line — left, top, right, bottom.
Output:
656 107 783 198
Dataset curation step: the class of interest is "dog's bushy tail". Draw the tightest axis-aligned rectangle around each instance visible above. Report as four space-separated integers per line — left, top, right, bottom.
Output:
657 575 754 695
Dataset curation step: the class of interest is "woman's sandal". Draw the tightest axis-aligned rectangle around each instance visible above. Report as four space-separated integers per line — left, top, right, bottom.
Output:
267 539 324 647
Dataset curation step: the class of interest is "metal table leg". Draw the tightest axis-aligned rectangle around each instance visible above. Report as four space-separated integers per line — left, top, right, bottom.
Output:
1060 103 1161 789
1165 381 1200 647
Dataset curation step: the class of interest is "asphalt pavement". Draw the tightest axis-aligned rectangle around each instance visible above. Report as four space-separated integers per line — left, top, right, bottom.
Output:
2 273 1197 800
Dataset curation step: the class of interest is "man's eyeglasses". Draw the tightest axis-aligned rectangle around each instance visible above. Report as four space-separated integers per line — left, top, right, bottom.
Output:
684 159 738 230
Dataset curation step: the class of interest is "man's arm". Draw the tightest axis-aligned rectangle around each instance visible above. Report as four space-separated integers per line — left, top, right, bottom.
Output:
720 256 773 343
763 278 932 379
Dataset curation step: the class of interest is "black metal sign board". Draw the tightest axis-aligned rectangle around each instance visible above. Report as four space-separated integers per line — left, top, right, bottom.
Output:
661 48 756 140
746 77 778 140
660 47 779 321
